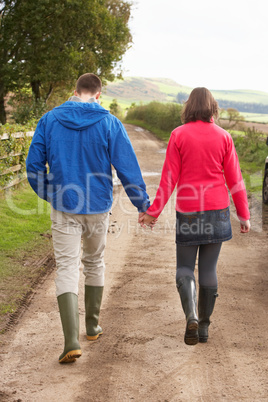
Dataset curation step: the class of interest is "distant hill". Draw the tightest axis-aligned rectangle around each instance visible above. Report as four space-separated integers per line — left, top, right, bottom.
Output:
102 77 268 115
103 77 189 103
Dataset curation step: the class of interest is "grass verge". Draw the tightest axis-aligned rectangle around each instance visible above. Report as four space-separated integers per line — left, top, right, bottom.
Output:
0 182 52 333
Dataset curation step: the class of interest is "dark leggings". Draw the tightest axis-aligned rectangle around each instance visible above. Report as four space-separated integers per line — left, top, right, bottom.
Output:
176 243 222 288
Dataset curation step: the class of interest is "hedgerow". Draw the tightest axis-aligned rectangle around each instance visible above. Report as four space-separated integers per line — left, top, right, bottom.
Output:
126 101 183 134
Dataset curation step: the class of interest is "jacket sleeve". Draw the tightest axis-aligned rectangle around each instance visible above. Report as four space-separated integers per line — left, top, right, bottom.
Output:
26 118 48 201
223 135 250 221
108 119 150 212
147 131 181 218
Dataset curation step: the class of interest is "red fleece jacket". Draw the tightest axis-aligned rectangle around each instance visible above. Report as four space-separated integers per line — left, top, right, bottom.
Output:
147 120 250 221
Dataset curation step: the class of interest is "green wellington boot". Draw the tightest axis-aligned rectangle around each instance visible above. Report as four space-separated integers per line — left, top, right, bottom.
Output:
85 286 104 341
177 276 199 345
57 292 82 363
198 286 218 343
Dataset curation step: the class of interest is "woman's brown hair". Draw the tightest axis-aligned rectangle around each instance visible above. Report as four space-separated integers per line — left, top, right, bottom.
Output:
181 87 219 124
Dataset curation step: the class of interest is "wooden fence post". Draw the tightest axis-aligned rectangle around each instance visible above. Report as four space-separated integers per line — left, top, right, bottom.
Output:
0 131 34 190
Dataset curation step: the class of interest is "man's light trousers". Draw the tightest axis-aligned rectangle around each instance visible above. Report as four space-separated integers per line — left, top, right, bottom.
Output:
50 206 109 297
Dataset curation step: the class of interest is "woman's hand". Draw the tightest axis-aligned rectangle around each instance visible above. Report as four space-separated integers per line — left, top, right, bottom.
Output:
240 220 250 233
138 212 158 229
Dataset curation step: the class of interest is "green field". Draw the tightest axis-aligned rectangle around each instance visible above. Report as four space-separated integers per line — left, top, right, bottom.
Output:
209 89 268 104
240 113 268 123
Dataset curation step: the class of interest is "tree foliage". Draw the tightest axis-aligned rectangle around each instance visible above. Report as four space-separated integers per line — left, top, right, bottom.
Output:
0 0 132 124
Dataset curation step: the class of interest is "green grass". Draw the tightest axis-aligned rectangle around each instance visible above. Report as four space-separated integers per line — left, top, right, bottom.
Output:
0 184 51 251
239 165 263 192
0 183 52 332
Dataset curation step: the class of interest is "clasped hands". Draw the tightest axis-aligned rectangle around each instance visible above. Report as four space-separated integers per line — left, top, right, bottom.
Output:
138 212 158 229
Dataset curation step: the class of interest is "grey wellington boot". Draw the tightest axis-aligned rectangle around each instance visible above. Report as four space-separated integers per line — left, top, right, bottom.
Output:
57 292 82 364
85 286 104 341
177 276 199 345
198 286 218 343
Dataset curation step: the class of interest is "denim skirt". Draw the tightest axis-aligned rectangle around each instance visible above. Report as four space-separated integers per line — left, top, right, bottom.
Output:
176 207 232 246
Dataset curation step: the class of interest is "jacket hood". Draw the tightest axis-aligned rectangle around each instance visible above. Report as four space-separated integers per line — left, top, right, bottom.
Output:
52 101 110 130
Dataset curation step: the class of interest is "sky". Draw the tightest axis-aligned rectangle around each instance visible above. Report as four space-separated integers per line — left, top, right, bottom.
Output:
121 0 268 93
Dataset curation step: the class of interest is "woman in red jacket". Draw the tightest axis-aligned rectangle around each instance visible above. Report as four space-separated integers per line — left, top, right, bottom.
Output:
139 87 250 345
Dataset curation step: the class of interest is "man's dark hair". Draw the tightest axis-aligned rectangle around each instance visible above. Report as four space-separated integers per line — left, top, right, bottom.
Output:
76 73 102 95
181 87 219 124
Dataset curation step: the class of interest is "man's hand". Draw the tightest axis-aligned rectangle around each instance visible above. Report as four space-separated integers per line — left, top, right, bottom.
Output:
240 219 250 233
138 212 158 229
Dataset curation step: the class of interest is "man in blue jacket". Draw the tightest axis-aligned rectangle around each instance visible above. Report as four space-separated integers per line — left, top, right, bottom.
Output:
26 73 150 364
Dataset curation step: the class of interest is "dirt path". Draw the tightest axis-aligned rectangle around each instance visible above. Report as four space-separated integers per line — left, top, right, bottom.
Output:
1 124 268 402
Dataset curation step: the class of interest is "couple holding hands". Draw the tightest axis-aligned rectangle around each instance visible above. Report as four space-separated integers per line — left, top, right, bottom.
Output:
26 73 250 363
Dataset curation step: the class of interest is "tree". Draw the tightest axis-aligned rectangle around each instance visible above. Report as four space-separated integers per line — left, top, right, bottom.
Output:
109 99 120 115
0 0 132 124
218 108 245 131
226 108 245 129
109 98 123 119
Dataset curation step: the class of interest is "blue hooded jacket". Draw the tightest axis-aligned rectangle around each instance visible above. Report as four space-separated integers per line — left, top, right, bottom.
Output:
26 101 150 214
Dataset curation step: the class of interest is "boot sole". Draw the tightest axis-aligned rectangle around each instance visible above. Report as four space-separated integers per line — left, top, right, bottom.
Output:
59 349 82 364
185 320 199 346
199 337 208 343
198 326 209 343
87 331 103 341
